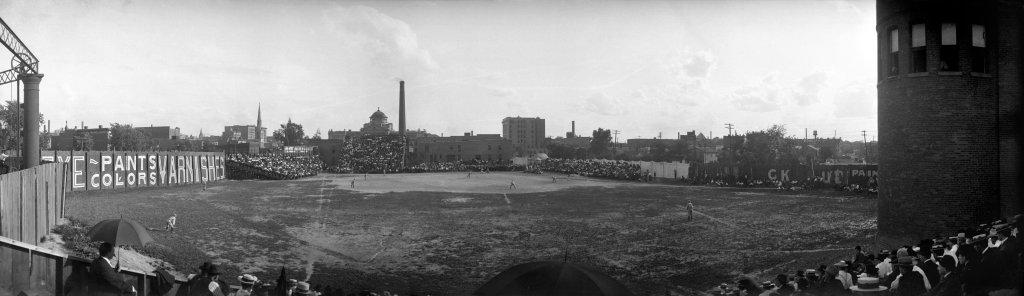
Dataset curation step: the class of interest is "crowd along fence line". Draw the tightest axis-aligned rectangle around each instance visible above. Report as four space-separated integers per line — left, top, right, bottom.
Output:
40 150 227 192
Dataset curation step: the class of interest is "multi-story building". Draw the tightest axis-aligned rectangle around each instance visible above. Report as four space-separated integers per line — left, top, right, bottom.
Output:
415 133 512 162
501 116 545 156
51 126 112 151
876 0 1022 246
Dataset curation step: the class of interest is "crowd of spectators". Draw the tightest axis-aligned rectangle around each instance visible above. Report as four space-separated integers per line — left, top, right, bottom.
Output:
684 175 878 194
716 215 1022 296
405 159 517 173
227 153 323 180
538 158 645 181
323 135 407 174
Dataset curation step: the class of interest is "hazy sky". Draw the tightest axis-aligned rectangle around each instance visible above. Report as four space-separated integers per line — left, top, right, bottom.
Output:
0 0 877 141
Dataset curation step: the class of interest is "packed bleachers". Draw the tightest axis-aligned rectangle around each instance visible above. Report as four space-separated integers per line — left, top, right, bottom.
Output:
537 158 645 181
683 175 878 193
714 215 1022 296
227 153 323 180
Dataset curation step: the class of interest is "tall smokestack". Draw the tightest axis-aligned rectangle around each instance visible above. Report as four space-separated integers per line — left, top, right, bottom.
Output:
571 121 575 137
399 81 406 135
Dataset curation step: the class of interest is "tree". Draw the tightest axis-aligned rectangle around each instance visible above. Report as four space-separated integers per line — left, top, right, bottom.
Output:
109 123 151 151
273 118 305 146
590 128 611 158
72 133 94 151
0 100 46 151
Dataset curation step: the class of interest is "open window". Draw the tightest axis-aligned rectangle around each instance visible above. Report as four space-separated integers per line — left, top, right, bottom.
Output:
911 24 926 73
940 23 958 71
971 24 987 73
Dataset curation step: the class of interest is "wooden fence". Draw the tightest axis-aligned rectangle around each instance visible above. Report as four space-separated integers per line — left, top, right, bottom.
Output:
0 235 190 296
0 163 68 295
0 163 67 245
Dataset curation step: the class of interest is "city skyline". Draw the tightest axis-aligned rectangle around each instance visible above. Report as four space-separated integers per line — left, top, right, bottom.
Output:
0 0 877 141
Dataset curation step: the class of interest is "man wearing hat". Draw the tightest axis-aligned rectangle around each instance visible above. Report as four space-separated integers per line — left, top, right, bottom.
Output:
919 244 942 288
994 223 1020 289
834 261 853 289
891 256 927 296
928 255 962 296
90 242 137 296
232 274 258 296
186 263 226 296
876 250 893 278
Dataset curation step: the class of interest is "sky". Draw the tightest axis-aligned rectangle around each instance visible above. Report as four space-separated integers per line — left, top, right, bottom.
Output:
0 0 878 142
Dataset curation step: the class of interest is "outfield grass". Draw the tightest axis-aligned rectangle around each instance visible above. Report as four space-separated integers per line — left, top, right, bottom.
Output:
64 172 877 295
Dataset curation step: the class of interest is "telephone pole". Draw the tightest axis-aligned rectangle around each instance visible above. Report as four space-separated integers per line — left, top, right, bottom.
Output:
612 130 620 143
725 123 734 136
861 130 868 163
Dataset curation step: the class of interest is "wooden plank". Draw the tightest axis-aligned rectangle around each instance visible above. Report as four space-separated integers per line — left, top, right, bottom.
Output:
12 171 23 243
33 167 44 246
1 172 8 238
10 244 32 294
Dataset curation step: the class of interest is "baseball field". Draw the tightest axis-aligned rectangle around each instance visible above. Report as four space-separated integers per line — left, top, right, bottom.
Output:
62 172 877 295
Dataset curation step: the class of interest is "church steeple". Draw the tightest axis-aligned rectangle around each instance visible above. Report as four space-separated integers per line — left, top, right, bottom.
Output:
256 103 263 141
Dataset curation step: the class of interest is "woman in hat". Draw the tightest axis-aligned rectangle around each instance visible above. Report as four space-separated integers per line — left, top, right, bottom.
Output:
233 274 258 296
292 282 314 296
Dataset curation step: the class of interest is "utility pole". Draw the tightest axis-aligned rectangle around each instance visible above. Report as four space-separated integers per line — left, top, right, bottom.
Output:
861 130 868 164
725 123 734 136
612 130 620 143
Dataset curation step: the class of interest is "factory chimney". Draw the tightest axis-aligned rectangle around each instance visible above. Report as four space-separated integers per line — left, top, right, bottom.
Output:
571 121 575 137
399 81 406 135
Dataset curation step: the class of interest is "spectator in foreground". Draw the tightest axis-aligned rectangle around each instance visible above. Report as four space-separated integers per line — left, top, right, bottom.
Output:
929 255 962 296
735 277 763 296
233 274 258 296
187 264 225 296
90 242 136 296
770 274 795 296
819 265 849 295
891 257 927 296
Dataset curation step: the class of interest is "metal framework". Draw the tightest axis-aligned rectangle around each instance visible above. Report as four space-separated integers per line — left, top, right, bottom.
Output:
0 16 39 85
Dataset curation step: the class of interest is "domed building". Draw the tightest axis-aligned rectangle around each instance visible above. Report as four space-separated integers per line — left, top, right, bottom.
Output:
360 108 394 135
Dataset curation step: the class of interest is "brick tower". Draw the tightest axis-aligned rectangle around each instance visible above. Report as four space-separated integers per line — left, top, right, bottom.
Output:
876 0 1023 246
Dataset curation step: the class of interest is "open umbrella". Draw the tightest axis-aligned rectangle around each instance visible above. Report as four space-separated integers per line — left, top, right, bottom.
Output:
474 261 635 296
86 218 155 266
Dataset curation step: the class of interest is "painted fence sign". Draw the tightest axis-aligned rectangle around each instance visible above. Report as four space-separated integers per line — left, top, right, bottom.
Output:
41 151 226 191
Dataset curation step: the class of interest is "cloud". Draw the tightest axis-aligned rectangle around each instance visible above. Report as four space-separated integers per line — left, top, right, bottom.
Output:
833 83 876 118
791 72 828 106
321 5 438 80
730 74 782 112
580 92 629 116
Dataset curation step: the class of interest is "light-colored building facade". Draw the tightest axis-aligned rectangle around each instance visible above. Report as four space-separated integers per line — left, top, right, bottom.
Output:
501 116 545 156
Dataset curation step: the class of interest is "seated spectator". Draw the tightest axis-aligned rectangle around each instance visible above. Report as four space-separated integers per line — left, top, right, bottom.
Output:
770 274 795 296
735 277 763 296
186 264 226 296
233 274 258 296
819 265 849 295
891 256 928 296
929 255 962 296
90 242 136 296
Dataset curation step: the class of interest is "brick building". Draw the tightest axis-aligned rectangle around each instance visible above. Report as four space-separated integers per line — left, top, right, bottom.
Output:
876 0 1022 246
502 116 545 156
51 126 112 151
415 133 512 162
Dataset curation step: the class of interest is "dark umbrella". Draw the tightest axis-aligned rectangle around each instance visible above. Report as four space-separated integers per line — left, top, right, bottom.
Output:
474 261 635 296
86 218 155 266
86 218 155 247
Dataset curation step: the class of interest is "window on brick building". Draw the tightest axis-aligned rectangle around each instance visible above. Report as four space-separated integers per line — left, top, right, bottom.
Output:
940 23 958 71
971 24 987 73
888 28 899 76
911 24 926 73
